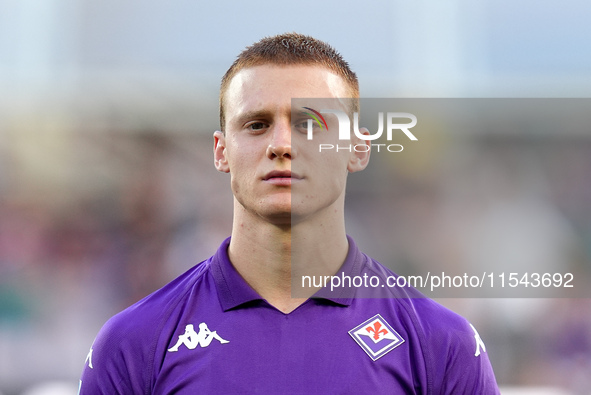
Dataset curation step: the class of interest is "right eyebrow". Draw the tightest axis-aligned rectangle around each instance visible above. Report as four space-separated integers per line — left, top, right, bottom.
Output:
233 110 274 126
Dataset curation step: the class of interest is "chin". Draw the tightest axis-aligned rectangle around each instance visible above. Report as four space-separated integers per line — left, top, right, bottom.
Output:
261 212 292 227
256 200 292 223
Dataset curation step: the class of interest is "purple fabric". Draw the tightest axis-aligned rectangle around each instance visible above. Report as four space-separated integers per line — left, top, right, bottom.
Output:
79 237 500 394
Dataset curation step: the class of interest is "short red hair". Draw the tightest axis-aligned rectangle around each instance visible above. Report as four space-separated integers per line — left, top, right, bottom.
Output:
219 32 359 130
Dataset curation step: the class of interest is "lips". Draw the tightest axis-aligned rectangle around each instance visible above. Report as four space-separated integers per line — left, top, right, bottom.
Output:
262 170 302 186
263 170 301 180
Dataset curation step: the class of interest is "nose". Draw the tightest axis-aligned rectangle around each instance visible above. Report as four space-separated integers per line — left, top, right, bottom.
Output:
266 121 292 160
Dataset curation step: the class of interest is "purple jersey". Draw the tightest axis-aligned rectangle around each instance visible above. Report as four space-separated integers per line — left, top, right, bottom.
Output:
79 237 499 394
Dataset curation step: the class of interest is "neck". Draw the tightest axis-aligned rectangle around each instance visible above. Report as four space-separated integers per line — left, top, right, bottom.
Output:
228 198 349 313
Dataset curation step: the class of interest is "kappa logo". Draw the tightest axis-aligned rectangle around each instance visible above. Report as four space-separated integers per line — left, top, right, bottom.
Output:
349 314 405 361
470 323 486 357
168 322 229 352
85 348 93 369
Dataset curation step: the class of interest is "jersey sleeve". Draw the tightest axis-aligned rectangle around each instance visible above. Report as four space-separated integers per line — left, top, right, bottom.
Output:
78 260 207 394
79 311 151 395
437 320 500 394
408 298 500 394
422 307 500 395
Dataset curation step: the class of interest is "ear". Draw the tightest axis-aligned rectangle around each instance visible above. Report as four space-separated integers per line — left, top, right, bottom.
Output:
347 127 371 173
213 131 230 173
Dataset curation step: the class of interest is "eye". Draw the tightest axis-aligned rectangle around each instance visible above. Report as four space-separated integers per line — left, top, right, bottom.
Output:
293 119 321 133
246 121 268 133
294 120 308 130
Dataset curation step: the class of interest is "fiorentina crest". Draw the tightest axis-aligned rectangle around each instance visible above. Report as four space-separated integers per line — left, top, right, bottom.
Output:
349 314 405 361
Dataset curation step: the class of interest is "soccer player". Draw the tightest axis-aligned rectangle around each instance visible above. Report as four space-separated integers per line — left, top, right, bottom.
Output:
79 33 500 394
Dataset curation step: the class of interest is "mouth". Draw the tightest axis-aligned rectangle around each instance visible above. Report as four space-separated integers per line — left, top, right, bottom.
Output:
263 170 302 185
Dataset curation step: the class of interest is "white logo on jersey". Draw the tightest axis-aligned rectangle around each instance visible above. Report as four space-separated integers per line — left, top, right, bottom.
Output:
85 348 94 369
168 323 229 352
470 323 486 357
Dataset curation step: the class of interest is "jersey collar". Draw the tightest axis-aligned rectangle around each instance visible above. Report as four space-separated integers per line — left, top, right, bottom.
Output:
211 236 367 311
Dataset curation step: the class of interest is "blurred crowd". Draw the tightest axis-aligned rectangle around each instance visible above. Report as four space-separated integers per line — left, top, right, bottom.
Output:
0 127 233 393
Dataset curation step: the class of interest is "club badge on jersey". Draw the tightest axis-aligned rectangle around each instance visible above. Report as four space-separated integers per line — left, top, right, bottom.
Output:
349 314 405 361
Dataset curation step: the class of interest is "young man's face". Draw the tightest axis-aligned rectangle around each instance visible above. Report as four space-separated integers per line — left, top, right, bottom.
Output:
214 64 368 225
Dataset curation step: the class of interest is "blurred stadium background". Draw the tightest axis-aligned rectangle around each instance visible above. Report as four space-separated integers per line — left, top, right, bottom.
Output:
1 0 590 394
